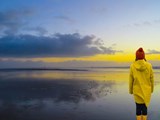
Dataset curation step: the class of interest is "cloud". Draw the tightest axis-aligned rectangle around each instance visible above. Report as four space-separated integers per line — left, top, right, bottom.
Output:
124 19 160 28
89 7 107 15
143 21 152 26
0 33 121 58
147 49 160 54
0 59 130 68
54 15 75 24
0 59 46 68
154 19 160 23
133 21 152 27
0 9 33 35
23 26 48 36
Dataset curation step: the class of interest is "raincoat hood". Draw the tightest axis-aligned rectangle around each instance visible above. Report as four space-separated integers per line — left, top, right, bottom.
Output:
133 60 147 71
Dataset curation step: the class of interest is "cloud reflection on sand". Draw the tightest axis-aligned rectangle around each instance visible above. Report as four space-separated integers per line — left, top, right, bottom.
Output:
0 77 115 102
0 70 118 120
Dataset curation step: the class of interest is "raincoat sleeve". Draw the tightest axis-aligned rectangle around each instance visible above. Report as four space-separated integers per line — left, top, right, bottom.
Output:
129 65 134 94
150 65 154 93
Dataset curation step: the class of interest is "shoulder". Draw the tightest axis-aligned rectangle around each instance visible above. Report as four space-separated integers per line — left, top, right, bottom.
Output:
145 61 153 68
145 61 152 66
130 61 136 67
130 62 135 70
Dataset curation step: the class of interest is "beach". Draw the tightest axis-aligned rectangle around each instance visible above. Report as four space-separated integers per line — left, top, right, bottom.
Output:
0 68 159 120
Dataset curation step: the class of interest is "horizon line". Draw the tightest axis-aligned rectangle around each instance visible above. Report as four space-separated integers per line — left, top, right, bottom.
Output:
0 66 160 71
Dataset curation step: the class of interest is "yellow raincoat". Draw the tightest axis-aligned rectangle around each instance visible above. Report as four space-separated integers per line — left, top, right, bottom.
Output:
129 60 154 107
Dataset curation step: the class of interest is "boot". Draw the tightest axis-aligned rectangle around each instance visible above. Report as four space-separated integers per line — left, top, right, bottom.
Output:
142 115 147 120
136 116 142 120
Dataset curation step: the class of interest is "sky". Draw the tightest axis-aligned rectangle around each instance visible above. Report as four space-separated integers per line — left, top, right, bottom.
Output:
0 0 160 68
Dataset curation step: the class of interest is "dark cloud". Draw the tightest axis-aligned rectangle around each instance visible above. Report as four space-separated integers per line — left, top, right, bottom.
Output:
0 9 33 35
147 49 160 54
0 33 121 57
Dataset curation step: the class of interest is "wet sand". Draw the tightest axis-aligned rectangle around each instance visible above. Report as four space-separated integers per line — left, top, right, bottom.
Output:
0 68 159 120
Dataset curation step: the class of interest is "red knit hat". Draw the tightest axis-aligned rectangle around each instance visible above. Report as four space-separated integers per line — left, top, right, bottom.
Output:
136 47 145 60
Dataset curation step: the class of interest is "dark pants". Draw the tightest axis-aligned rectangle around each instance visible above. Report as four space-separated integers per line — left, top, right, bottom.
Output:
136 103 147 115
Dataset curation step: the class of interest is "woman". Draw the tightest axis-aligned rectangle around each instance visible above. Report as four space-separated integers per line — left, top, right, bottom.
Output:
129 47 154 120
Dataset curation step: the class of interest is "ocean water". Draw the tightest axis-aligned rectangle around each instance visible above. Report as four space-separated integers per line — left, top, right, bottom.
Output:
0 68 159 120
